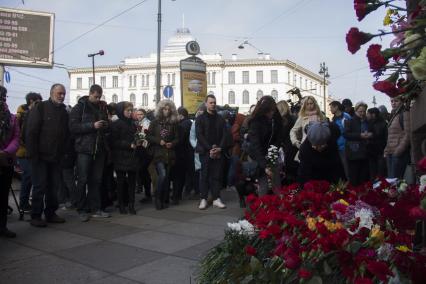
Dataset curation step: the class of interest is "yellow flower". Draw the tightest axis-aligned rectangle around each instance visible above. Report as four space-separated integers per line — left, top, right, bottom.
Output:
383 9 392 26
396 245 412 253
324 221 343 232
370 226 385 243
339 199 349 206
307 218 316 231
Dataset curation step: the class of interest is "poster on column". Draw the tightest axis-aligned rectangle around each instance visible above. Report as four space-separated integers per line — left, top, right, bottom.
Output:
181 70 207 115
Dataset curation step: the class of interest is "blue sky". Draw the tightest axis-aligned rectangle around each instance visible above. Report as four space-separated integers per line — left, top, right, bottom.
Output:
1 0 392 112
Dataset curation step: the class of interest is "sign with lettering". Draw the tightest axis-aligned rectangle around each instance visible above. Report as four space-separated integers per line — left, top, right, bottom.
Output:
0 7 54 68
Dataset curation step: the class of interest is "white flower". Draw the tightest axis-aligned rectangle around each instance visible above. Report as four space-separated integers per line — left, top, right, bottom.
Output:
377 243 393 261
227 222 242 232
354 208 375 230
227 220 255 235
398 182 408 193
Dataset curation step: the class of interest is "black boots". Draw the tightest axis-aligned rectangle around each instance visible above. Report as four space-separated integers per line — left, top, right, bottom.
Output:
155 190 163 210
128 204 136 215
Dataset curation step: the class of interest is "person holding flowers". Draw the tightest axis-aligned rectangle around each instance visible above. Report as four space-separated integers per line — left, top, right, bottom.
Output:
147 100 179 210
110 102 140 214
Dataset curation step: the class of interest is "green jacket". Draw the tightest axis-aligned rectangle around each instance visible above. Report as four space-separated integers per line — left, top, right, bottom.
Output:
146 119 179 165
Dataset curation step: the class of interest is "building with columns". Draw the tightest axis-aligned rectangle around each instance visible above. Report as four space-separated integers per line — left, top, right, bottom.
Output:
68 27 330 114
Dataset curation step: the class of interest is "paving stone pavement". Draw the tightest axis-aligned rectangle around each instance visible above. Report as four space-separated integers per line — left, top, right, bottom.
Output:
1 182 244 284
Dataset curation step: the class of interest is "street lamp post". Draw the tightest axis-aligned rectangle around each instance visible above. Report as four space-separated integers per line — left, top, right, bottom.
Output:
88 50 104 85
156 0 162 104
318 62 330 114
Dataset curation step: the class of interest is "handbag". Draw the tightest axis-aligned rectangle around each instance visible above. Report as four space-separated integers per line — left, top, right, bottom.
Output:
345 140 367 160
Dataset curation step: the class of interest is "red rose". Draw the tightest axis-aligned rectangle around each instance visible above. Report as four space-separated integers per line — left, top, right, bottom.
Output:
367 44 388 71
366 261 394 282
298 268 312 279
283 248 301 269
373 80 399 97
245 245 257 256
417 157 426 172
346 27 373 54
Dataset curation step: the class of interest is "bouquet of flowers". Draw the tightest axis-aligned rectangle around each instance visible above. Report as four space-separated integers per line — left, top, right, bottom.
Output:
134 125 148 148
198 180 426 284
266 145 279 168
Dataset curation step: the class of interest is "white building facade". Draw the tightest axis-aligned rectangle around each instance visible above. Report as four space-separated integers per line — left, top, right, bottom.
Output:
68 28 329 114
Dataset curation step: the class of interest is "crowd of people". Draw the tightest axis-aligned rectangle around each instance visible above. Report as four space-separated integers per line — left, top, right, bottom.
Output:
0 83 411 238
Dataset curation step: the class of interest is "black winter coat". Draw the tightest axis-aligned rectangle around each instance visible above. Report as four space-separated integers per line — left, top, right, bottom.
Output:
343 116 373 160
69 96 109 155
195 111 232 155
247 114 283 170
368 118 387 156
25 99 69 163
110 118 139 172
176 118 193 162
298 122 344 183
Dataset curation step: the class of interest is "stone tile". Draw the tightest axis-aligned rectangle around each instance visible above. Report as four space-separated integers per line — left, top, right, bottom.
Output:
89 275 141 284
172 239 221 261
56 241 165 273
56 220 143 240
0 254 108 284
119 256 197 284
154 222 225 240
109 215 177 230
189 214 239 226
111 231 205 254
11 226 99 252
0 240 44 266
139 209 201 222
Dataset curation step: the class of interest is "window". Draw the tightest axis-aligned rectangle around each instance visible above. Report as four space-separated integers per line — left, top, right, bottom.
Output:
310 81 313 91
293 74 297 86
271 70 278 83
271 90 278 101
88 77 93 88
172 73 176 85
305 79 308 90
76 77 82 89
299 77 302 88
242 90 249 104
100 76 106 88
256 71 263 84
142 93 148 106
228 71 235 84
133 75 137 88
242 71 249 84
207 72 211 85
315 84 318 94
130 93 136 105
112 94 118 103
288 72 291 84
113 76 118 88
228 91 235 105
141 75 145 87
146 75 150 87
256 90 263 101
129 76 132 87
212 72 216 85
167 74 171 85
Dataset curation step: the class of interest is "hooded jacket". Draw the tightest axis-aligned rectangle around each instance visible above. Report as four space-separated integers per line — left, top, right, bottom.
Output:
69 96 109 155
110 102 139 171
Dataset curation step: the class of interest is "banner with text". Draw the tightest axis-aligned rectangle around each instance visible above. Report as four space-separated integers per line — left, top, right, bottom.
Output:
181 70 207 115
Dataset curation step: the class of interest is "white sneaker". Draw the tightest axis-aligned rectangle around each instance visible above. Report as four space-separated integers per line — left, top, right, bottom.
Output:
199 199 208 210
213 198 226 209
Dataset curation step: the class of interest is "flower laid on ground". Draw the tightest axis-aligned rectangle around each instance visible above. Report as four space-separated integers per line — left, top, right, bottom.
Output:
346 0 426 101
198 180 426 284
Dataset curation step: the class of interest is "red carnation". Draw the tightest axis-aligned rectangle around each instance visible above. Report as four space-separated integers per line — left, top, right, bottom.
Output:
366 261 394 282
354 0 380 21
355 277 373 284
367 44 388 71
373 80 399 97
346 27 373 54
417 157 426 172
283 248 301 269
245 245 257 256
298 268 312 279
409 207 426 220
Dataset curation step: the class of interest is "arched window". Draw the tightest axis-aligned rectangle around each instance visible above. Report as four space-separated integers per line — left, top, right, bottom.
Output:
142 93 148 106
242 90 249 105
112 94 118 103
228 91 235 105
271 90 278 101
256 90 263 101
130 93 136 105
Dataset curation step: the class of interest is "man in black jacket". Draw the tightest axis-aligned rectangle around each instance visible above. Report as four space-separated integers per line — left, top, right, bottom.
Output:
26 84 69 227
196 95 232 210
69 84 110 221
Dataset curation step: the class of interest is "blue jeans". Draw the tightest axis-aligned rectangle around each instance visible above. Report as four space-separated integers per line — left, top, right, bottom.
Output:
75 153 106 213
17 158 32 206
155 162 169 195
386 151 410 179
30 159 61 218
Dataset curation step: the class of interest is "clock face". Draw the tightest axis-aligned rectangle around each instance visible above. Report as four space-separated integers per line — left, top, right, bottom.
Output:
186 41 200 55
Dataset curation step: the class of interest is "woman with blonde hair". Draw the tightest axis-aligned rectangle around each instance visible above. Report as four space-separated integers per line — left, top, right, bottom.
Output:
290 96 325 149
147 100 179 210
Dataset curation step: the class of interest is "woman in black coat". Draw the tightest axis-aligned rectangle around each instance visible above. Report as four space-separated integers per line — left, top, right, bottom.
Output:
343 102 373 186
247 96 283 195
110 102 139 214
367 108 388 179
